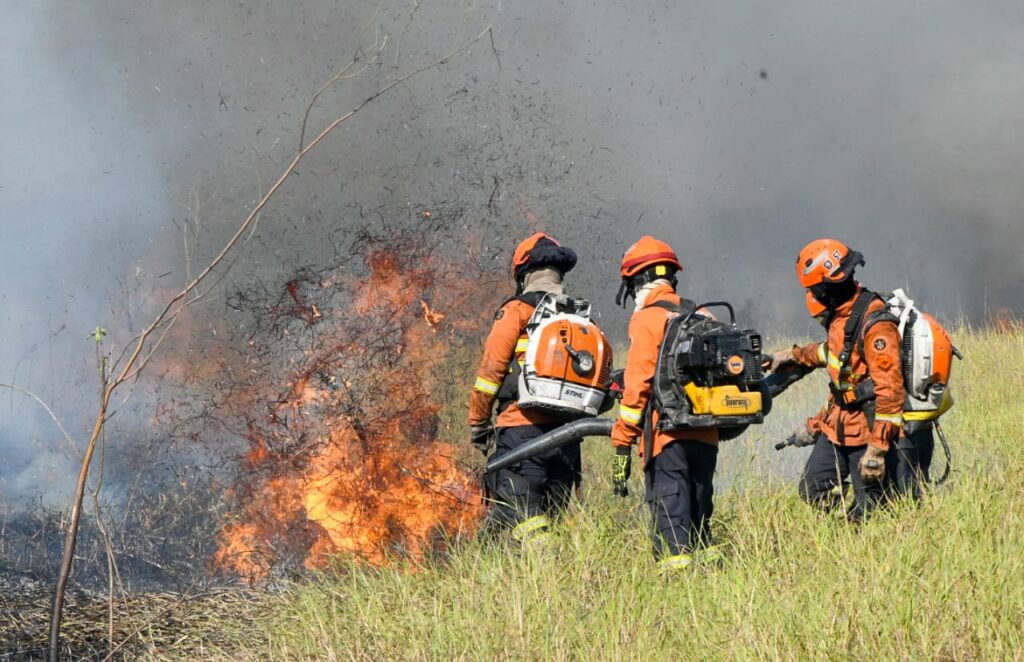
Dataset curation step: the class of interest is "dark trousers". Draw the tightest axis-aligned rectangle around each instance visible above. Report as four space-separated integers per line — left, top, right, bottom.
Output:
484 423 582 530
644 440 718 558
798 435 895 522
890 427 936 501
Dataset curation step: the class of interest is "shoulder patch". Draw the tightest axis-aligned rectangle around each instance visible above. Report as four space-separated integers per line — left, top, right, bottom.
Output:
873 337 887 351
494 308 505 321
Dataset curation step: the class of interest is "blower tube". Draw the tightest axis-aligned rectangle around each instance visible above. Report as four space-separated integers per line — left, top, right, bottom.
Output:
485 418 613 474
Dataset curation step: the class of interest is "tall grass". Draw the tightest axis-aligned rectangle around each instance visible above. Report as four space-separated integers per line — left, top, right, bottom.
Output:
194 328 1024 660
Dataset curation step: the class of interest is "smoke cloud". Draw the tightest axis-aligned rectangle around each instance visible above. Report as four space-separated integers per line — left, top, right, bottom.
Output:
3 1 1023 500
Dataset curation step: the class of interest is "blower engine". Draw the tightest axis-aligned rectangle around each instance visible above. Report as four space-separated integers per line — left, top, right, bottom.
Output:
652 301 770 431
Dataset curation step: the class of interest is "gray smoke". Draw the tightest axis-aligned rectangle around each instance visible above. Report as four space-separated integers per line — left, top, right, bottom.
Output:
2 1 1023 500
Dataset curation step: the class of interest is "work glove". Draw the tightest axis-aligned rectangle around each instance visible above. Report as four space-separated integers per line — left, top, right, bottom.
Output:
859 444 887 484
765 347 796 372
611 446 632 497
608 369 625 401
469 422 495 457
791 422 817 448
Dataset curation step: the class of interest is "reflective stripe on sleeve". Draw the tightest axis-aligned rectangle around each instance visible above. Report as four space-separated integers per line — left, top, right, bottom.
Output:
474 377 500 395
619 404 643 425
827 354 853 374
817 344 827 364
875 412 904 425
515 338 530 353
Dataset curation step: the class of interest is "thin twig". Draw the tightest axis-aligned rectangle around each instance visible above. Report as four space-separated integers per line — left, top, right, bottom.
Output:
0 384 80 460
488 26 501 72
297 2 386 151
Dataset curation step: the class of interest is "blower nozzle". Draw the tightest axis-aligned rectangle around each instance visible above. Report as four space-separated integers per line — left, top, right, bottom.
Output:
485 418 614 474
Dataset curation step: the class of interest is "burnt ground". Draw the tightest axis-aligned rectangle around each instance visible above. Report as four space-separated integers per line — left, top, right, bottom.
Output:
0 480 245 660
1 564 269 661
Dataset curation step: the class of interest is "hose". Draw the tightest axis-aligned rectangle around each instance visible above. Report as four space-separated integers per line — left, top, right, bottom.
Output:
933 420 952 486
485 418 613 474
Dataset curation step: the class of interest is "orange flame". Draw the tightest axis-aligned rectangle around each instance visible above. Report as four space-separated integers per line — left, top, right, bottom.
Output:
992 307 1022 335
213 239 499 578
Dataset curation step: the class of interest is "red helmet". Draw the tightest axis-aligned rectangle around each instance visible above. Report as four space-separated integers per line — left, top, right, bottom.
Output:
511 233 577 282
620 236 683 279
795 238 863 288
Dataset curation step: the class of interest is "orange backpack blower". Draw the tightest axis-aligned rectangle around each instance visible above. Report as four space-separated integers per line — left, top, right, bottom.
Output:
516 293 613 418
877 289 960 432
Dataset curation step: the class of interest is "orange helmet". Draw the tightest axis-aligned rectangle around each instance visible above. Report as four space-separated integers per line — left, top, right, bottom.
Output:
616 236 683 307
620 236 683 279
805 291 827 318
795 238 863 288
511 232 577 283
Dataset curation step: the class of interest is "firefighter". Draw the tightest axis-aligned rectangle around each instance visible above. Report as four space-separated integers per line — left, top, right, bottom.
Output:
610 236 722 572
468 232 581 545
768 239 904 521
806 295 937 502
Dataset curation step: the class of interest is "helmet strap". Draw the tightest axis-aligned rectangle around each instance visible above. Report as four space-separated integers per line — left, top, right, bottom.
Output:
615 280 632 307
617 268 677 308
840 250 865 275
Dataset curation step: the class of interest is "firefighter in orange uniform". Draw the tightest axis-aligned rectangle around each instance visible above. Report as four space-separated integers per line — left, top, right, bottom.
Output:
768 239 904 521
468 233 581 544
610 236 722 572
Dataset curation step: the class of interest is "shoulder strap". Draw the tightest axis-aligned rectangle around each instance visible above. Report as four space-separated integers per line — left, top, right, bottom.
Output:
835 289 878 375
649 297 697 316
645 297 699 452
495 291 547 318
649 300 680 313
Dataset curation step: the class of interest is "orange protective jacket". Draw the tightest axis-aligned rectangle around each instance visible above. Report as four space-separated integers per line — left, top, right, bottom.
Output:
790 288 905 450
611 283 718 460
468 297 558 428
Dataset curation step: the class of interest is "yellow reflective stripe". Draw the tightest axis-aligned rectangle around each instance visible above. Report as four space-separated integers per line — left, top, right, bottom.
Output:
696 544 725 565
875 412 904 425
905 389 954 421
827 355 851 373
515 338 530 353
474 377 500 395
523 531 554 549
656 553 694 572
511 515 550 541
619 405 643 425
823 348 856 375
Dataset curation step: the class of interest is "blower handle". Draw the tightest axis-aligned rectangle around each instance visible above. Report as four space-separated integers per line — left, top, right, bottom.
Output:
774 434 797 451
694 301 736 324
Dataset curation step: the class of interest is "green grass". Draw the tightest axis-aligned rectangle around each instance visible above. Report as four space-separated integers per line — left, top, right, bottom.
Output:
192 328 1024 660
